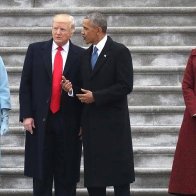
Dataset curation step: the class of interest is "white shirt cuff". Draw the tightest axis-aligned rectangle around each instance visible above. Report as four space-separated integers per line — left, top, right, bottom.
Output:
68 89 74 97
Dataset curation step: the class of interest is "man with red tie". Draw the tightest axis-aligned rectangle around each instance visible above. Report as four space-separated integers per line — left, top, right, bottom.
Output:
19 14 84 196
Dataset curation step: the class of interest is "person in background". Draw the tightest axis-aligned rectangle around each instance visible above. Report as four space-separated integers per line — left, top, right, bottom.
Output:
0 56 11 168
169 49 196 195
62 12 135 196
19 14 84 196
0 56 11 136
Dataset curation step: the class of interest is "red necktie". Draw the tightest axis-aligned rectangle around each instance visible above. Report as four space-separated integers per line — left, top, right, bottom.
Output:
50 46 63 113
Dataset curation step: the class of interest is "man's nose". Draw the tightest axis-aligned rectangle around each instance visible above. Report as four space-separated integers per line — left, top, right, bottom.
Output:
56 29 61 34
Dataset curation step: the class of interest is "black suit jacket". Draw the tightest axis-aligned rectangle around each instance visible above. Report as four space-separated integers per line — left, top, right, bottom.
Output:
19 39 84 181
80 36 135 186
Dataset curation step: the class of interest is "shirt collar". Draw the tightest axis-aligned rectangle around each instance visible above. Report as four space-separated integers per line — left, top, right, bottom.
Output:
94 35 107 53
52 40 69 52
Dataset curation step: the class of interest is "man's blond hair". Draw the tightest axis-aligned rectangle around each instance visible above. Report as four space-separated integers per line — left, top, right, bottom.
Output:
52 14 75 33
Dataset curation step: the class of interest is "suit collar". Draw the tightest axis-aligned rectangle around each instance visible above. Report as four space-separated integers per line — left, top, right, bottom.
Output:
63 41 77 75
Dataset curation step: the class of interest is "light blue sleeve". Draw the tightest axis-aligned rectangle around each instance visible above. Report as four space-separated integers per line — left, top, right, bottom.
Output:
0 56 11 110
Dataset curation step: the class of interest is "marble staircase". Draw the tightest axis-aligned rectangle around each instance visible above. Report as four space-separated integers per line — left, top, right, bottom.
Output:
1 1 196 195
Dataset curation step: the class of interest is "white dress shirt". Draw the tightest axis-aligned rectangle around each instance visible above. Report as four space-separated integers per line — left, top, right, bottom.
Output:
52 41 69 72
52 41 72 95
92 35 107 56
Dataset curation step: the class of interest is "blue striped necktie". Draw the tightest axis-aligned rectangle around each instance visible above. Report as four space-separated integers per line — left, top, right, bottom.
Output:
91 46 98 69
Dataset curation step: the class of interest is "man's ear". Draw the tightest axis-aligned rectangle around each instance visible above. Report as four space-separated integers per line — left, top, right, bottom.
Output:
97 26 102 33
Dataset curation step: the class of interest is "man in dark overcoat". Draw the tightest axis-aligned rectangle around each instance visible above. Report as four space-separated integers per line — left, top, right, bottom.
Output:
19 14 84 196
73 12 135 196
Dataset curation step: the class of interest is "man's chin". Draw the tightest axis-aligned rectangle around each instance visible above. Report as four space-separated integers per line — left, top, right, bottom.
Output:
56 39 62 42
83 38 88 44
55 40 68 46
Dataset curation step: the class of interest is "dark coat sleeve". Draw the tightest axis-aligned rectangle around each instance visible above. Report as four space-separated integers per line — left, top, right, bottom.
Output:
19 44 33 122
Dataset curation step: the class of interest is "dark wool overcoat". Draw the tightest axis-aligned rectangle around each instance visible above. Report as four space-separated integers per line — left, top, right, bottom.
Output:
19 39 84 182
80 36 135 187
169 49 196 194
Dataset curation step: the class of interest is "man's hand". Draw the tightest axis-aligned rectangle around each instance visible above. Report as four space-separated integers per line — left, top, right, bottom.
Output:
76 88 95 104
61 76 72 93
23 118 35 134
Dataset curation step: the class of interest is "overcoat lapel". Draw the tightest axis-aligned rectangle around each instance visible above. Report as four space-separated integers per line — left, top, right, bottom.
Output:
90 36 112 78
42 39 53 79
41 40 78 78
63 41 77 75
83 46 94 78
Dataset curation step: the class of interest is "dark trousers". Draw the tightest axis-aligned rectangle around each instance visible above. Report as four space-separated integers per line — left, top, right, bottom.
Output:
33 111 76 196
87 184 131 196
33 178 76 196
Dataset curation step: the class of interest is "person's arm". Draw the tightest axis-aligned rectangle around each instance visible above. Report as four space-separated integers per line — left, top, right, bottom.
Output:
0 57 11 135
19 44 34 122
182 49 196 117
19 45 36 134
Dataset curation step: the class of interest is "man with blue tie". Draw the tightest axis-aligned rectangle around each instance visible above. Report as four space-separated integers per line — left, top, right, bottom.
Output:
63 12 135 196
19 14 84 196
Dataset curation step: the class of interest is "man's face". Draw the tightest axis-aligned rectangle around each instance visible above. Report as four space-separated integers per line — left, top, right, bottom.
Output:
52 21 72 46
81 19 99 45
